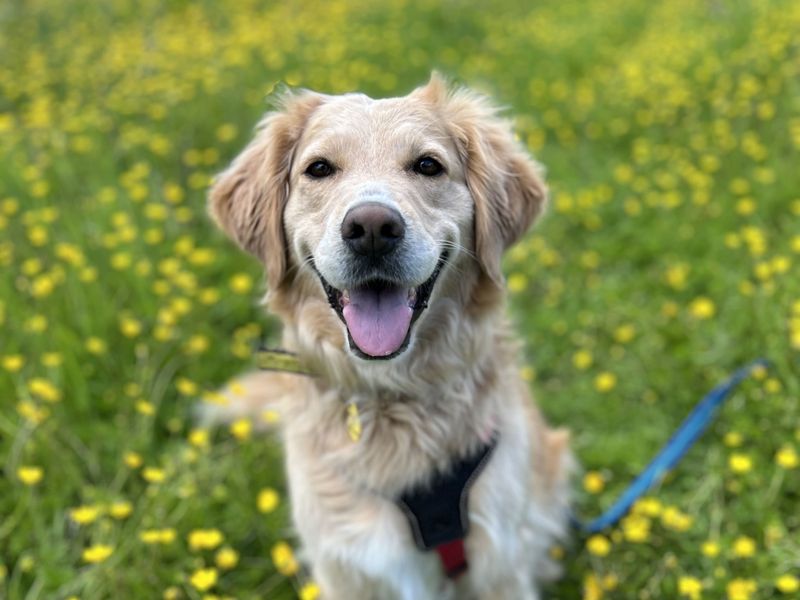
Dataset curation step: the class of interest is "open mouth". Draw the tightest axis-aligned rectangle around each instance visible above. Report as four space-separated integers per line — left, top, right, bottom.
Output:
314 252 448 360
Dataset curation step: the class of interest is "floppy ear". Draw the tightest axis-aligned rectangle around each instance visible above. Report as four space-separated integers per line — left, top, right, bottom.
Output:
416 74 548 286
208 91 324 288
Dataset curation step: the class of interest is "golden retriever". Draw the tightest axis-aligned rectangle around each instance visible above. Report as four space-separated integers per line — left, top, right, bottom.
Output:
208 74 571 600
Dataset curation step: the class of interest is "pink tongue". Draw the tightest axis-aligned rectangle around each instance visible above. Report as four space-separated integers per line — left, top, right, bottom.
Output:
342 285 413 357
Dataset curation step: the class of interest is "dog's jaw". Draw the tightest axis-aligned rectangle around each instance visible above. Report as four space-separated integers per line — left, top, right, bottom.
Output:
312 251 449 360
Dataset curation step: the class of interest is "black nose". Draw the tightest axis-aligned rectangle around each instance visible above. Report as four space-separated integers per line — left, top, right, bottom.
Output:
341 202 405 257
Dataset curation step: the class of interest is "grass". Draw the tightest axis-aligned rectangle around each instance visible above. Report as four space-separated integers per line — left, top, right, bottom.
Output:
1 0 799 598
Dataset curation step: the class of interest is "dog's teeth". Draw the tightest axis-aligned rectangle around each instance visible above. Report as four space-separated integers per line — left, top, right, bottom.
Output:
407 288 417 306
340 290 350 307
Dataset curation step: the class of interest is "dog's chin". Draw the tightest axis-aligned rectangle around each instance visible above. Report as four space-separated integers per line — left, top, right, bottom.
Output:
314 252 448 361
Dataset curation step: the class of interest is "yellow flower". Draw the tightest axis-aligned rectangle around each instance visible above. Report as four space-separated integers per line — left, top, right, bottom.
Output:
189 567 218 592
728 453 752 474
119 315 142 338
661 506 692 532
70 505 101 525
142 467 166 483
613 324 635 344
85 337 107 355
140 528 177 544
215 547 239 570
572 349 593 370
176 377 198 396
507 273 527 293
583 573 603 600
775 446 798 469
123 451 143 469
776 575 799 594
594 372 617 393
257 488 280 513
586 534 611 557
109 501 133 519
732 536 756 558
271 541 299 575
689 297 716 319
189 429 210 448
582 471 604 494
723 432 743 447
299 582 321 600
17 466 44 486
28 378 61 402
82 544 113 564
135 400 155 416
701 541 720 558
678 576 703 600
621 514 650 543
2 354 25 372
229 273 253 294
230 418 252 441
726 578 756 600
188 529 224 551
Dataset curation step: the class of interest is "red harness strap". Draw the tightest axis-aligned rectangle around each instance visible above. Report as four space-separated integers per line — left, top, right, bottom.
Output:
435 539 468 578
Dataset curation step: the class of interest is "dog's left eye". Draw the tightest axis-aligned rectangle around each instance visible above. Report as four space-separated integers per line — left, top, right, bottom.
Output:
413 156 444 177
305 159 335 178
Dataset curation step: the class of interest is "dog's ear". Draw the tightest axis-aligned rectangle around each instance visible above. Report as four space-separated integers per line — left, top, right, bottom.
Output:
416 73 548 286
209 90 324 288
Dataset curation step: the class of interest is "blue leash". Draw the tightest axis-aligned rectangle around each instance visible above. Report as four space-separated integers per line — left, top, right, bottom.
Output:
574 359 768 534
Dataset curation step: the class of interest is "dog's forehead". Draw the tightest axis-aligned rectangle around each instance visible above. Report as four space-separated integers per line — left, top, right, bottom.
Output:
303 93 448 145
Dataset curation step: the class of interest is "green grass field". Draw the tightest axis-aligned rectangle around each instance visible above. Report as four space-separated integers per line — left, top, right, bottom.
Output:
1 0 799 598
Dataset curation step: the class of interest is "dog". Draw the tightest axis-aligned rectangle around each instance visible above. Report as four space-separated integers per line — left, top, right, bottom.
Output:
208 74 571 600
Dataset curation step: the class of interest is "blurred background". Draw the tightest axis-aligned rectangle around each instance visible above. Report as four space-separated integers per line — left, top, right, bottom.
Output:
1 0 798 598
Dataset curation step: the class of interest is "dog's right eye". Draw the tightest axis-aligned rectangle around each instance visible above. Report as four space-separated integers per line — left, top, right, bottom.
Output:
305 160 335 179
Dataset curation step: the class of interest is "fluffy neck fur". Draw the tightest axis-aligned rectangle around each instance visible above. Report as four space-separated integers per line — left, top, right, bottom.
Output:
268 262 519 495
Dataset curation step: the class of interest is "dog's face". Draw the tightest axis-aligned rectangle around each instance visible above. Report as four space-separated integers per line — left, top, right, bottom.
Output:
283 94 472 359
210 75 547 361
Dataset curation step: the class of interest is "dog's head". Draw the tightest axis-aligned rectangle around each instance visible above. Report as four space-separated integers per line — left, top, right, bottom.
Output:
210 74 547 361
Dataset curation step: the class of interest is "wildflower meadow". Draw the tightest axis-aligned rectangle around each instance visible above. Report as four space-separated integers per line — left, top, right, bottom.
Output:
1 0 799 598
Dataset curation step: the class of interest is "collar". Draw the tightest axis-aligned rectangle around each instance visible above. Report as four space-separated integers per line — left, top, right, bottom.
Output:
396 436 498 578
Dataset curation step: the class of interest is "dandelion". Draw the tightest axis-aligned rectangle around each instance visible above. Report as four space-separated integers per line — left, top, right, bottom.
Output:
594 372 617 393
189 567 218 592
701 541 720 558
70 505 101 525
230 418 252 441
142 467 166 483
188 529 224 551
728 453 752 474
507 273 527 293
776 575 799 594
140 529 177 544
2 354 25 372
123 451 143 469
229 273 253 294
189 429 210 449
215 547 239 570
775 446 798 469
17 466 43 486
582 471 604 494
689 297 716 319
257 488 280 513
271 541 299 575
732 536 756 558
109 501 133 519
726 578 756 600
299 582 321 600
678 576 703 600
586 535 611 557
82 544 113 564
572 350 593 370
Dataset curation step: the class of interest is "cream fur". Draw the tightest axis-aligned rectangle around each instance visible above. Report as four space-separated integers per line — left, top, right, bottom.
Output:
208 74 572 599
